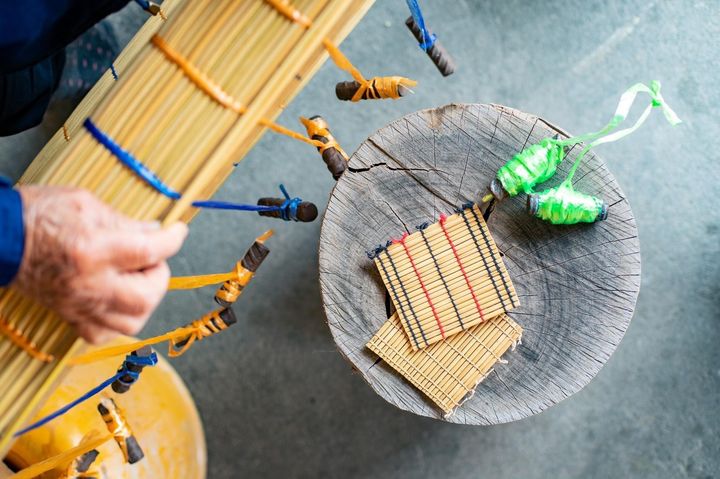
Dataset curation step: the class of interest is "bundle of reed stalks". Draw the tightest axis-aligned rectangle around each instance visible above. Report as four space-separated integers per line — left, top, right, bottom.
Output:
0 0 375 454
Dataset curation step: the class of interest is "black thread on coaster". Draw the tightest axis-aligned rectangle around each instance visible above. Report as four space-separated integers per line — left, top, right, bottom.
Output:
377 252 426 348
420 228 463 329
466 206 515 308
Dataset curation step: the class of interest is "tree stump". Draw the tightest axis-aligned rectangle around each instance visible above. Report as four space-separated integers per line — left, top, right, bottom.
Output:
319 104 641 425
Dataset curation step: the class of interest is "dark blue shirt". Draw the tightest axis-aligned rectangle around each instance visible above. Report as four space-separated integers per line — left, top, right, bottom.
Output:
0 0 130 285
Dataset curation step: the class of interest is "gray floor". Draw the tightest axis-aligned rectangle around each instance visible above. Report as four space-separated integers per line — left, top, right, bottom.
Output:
1 1 719 478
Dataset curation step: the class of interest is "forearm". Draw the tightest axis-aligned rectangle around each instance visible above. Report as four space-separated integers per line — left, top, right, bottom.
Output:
0 177 24 286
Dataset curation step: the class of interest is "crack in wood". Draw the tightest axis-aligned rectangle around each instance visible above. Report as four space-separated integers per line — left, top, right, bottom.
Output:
347 162 445 174
382 200 409 233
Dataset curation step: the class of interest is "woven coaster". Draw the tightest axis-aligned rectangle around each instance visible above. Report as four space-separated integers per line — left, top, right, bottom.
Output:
367 312 522 415
373 204 518 350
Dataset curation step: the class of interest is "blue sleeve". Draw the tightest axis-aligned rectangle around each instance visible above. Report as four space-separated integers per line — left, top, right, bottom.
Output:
0 177 24 286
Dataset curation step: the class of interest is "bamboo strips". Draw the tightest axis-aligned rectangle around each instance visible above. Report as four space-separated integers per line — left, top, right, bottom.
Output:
21 0 182 184
367 312 522 414
0 0 374 455
375 204 519 350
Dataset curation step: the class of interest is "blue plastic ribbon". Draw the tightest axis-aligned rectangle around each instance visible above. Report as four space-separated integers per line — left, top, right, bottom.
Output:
14 353 158 437
110 353 158 392
278 184 301 221
84 118 180 199
196 184 301 220
84 118 303 219
406 0 436 50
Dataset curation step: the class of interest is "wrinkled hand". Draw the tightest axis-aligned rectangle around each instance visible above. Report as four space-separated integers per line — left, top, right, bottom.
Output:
14 186 188 344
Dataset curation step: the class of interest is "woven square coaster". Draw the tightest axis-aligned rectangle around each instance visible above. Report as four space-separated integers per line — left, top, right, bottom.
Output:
373 204 519 350
367 312 523 415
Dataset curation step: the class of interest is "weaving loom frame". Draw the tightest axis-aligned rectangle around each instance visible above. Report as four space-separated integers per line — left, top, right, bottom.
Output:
0 0 376 455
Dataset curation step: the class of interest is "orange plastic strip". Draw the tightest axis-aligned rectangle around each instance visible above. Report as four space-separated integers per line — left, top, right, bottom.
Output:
299 116 348 158
70 305 237 364
68 328 194 365
0 317 54 362
264 0 312 28
258 119 323 147
169 230 273 290
322 38 366 83
151 35 323 148
151 34 246 113
168 271 236 290
167 309 230 357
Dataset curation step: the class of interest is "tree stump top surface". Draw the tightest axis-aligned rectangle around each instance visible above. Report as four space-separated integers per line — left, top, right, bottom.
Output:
319 103 641 425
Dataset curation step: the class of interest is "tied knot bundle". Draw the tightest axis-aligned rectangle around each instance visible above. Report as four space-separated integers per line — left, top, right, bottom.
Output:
488 81 681 224
300 116 348 157
13 352 158 437
349 76 417 102
323 39 418 102
168 308 237 357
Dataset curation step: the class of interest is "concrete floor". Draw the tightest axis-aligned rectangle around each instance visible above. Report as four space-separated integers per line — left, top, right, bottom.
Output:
1 1 719 477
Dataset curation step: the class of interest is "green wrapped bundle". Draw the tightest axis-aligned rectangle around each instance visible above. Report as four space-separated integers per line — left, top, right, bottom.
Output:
527 184 607 225
485 81 681 225
492 137 564 199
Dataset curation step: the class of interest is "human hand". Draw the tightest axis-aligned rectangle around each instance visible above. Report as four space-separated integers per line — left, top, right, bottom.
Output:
14 186 188 344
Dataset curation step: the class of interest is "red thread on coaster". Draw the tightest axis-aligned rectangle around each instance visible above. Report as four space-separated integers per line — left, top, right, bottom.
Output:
440 214 485 322
395 232 445 339
372 203 519 350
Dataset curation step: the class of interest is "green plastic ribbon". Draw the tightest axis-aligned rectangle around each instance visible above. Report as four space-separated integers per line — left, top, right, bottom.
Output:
526 80 682 225
494 80 682 202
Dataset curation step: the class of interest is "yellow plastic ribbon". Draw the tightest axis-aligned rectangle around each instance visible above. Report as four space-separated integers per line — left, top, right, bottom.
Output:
169 270 237 290
151 35 323 148
299 116 349 159
167 309 231 357
323 39 417 101
168 230 273 290
68 326 198 365
263 0 311 28
70 308 235 364
12 433 110 479
0 316 55 362
323 39 365 84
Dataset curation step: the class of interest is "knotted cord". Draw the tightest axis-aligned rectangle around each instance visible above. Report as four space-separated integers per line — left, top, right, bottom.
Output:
405 0 436 50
